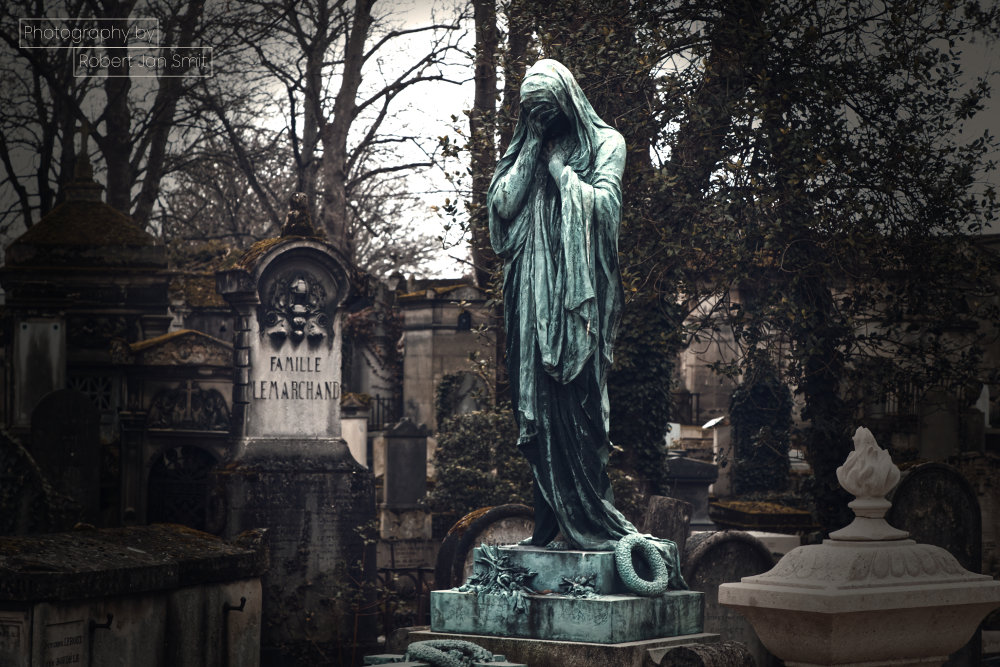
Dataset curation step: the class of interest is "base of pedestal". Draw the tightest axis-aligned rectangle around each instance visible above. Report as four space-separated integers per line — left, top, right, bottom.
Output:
431 589 703 643
402 629 721 667
430 543 702 644
211 439 377 663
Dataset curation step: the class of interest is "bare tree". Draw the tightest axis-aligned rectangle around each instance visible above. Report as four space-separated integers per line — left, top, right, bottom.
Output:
222 0 467 258
0 0 259 239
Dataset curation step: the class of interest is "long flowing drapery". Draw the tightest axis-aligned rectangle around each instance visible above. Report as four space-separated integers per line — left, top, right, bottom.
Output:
488 59 684 589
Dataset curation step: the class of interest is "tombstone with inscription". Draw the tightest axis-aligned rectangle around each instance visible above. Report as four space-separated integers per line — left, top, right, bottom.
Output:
210 194 377 664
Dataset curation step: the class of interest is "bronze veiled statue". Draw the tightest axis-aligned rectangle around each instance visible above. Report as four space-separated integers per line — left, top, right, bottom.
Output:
488 58 685 591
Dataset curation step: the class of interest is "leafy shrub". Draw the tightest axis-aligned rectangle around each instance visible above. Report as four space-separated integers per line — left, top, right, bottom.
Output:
425 406 531 520
729 354 793 495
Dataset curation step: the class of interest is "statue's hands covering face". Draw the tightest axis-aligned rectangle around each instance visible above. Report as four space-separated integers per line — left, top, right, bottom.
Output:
543 139 569 180
523 95 563 141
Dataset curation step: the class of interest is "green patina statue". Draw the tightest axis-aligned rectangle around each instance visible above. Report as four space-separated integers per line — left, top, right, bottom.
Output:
488 59 685 591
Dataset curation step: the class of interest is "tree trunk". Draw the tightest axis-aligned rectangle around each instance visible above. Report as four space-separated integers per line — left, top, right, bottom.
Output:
98 4 138 215
319 0 372 257
498 0 530 156
469 0 499 290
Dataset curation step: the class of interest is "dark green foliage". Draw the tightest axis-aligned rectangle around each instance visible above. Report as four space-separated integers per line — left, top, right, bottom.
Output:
729 354 793 496
608 295 681 500
425 404 532 519
477 0 1000 534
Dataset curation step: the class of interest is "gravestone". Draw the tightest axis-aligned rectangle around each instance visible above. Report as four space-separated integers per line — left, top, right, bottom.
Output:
210 195 377 664
30 389 101 525
382 418 432 542
887 461 983 665
683 530 776 667
641 496 693 556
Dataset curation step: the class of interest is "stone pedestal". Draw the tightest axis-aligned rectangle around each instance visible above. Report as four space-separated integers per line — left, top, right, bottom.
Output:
211 208 377 665
431 545 703 644
719 427 1000 667
381 418 431 541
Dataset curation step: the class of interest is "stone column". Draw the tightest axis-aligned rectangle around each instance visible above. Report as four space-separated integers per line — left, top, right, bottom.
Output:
210 196 377 664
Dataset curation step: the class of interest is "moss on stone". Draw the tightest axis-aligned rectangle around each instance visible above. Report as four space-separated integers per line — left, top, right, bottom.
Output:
14 201 155 248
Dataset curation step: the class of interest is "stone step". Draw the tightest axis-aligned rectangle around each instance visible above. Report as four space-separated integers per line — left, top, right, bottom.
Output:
407 629 722 667
364 651 526 666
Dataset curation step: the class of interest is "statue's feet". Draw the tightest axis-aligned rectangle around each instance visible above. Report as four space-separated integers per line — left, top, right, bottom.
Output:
545 540 570 551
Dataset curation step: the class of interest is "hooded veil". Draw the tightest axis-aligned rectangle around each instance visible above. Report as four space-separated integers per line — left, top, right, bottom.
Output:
487 59 684 589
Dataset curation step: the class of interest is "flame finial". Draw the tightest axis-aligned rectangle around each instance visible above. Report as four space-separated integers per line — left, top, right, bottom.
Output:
829 427 908 541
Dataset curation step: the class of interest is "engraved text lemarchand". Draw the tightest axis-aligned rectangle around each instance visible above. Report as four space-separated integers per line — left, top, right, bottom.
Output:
252 355 340 400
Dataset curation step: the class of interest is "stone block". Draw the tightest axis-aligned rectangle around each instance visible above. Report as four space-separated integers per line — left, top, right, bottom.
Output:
430 589 703 643
380 508 432 541
476 545 627 595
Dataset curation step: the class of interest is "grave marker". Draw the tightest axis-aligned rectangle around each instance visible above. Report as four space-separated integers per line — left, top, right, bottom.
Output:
887 461 983 665
211 194 377 661
683 530 776 666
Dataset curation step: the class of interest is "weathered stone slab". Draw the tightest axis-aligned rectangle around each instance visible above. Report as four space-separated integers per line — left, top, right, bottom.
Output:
0 525 264 667
430 589 703 643
404 629 721 667
682 530 776 666
364 652 525 666
652 641 754 666
0 524 267 601
641 496 693 556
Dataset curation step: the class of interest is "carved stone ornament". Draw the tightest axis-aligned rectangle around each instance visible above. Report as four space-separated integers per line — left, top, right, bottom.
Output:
829 426 908 541
131 330 233 367
457 543 537 614
147 381 230 431
260 270 331 346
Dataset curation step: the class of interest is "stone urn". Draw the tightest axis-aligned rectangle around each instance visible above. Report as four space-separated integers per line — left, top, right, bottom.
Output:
718 427 1000 666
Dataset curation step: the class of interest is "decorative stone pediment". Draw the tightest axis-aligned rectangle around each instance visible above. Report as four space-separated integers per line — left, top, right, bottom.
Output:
147 381 230 431
123 329 233 367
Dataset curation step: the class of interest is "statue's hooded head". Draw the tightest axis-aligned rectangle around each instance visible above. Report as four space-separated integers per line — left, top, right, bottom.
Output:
510 59 614 178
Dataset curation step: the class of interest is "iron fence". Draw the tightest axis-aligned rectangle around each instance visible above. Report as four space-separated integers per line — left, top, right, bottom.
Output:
368 394 403 431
